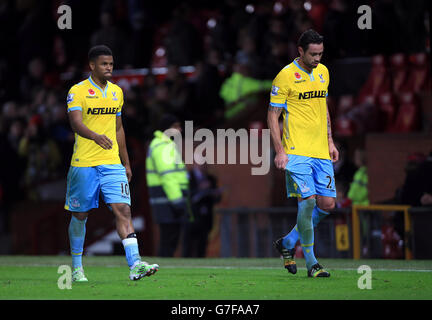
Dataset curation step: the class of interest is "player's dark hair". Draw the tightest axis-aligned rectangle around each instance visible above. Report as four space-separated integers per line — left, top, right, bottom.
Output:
88 45 113 62
297 29 323 52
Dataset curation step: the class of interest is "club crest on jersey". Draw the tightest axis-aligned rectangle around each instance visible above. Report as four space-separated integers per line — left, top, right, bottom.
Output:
319 74 325 83
88 88 96 96
112 91 118 101
67 93 74 104
70 198 80 209
300 181 310 193
294 72 302 80
271 85 279 96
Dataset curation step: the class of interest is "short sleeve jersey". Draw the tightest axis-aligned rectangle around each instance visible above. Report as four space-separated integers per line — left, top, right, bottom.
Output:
66 76 124 167
270 58 330 160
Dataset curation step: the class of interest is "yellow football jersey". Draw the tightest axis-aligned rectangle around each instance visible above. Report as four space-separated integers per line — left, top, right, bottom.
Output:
270 58 330 159
66 76 124 167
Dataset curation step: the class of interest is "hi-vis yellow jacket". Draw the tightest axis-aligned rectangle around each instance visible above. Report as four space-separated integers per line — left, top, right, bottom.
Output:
347 166 369 205
146 130 191 223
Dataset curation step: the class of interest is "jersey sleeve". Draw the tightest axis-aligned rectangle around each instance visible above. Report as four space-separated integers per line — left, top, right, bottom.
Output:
323 65 330 96
117 88 123 116
269 70 290 109
66 86 84 112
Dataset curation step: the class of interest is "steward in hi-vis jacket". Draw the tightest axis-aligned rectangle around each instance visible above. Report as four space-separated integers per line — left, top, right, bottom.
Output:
146 114 192 256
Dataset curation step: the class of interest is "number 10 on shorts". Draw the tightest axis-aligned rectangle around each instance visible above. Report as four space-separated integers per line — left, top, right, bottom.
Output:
121 183 130 197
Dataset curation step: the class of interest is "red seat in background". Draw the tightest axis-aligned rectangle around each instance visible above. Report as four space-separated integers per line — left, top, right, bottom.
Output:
334 116 356 136
389 53 408 93
403 52 430 93
357 55 391 102
337 94 354 116
390 92 420 132
377 92 397 132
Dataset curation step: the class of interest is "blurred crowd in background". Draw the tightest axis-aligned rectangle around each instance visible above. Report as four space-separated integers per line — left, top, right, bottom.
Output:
0 0 430 235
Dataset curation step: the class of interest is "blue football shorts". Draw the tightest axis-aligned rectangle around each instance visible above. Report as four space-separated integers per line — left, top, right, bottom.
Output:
64 164 131 212
285 154 336 199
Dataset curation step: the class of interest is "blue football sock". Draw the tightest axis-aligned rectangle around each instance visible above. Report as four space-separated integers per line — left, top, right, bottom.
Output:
296 198 318 270
282 205 330 249
282 225 298 249
313 206 330 226
122 237 141 268
68 215 87 269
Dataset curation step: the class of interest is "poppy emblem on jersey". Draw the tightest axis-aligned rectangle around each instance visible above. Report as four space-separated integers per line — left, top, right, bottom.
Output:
112 91 118 101
88 89 95 96
295 72 302 80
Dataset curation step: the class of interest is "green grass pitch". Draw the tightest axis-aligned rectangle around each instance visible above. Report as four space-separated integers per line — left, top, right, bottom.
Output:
0 256 431 300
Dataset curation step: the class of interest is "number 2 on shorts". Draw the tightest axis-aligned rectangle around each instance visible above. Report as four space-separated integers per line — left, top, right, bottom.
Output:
325 175 333 189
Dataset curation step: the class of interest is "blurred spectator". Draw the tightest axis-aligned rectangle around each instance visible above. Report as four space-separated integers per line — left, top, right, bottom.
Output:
261 33 293 80
6 118 26 153
188 50 225 127
283 0 313 43
0 121 25 233
0 1 20 102
396 151 432 206
347 148 369 205
322 0 349 60
164 4 203 66
206 14 237 60
145 82 173 132
335 181 351 208
164 65 193 116
90 11 128 68
323 0 372 60
2 101 19 122
420 192 432 206
386 0 427 54
335 95 379 135
183 162 222 257
333 140 357 192
127 4 156 68
146 114 192 257
121 87 148 139
20 58 47 103
18 115 62 199
48 103 74 171
370 0 423 55
347 147 370 257
16 1 54 76
220 60 272 120
235 29 262 79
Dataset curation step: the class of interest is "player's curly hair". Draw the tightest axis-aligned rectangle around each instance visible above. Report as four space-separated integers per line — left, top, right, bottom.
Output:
88 45 113 61
297 29 323 52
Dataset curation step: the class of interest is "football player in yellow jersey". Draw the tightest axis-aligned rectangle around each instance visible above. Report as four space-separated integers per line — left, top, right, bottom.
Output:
65 45 159 281
268 30 339 278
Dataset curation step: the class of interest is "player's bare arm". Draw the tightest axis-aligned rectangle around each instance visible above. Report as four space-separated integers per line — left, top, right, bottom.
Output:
326 104 339 162
68 109 113 149
267 105 288 170
116 116 132 182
